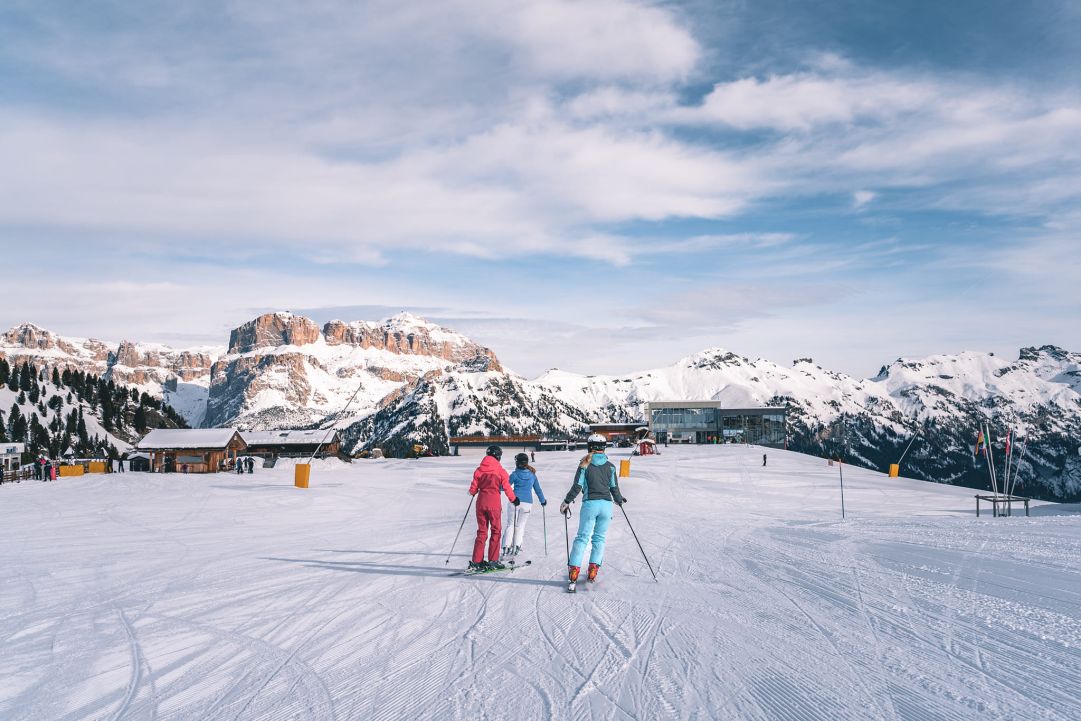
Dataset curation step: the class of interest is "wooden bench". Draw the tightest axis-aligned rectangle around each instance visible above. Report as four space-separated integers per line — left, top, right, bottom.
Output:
975 494 1030 518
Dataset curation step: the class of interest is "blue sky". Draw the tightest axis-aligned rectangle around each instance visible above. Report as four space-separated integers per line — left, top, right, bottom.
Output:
1 1 1078 377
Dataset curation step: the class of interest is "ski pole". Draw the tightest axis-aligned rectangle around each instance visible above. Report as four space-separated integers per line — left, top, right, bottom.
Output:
618 504 658 582
444 495 475 565
543 503 548 557
563 506 572 566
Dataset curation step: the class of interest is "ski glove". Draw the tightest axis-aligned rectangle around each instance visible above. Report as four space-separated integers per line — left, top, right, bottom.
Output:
512 498 521 506
541 501 547 507
559 502 569 515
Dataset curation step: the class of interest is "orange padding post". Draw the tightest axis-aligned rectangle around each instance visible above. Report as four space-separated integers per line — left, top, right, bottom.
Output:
295 463 311 488
888 463 900 478
619 459 631 478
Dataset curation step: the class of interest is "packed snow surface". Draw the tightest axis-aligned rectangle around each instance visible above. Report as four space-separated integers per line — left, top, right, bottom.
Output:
2 447 1079 720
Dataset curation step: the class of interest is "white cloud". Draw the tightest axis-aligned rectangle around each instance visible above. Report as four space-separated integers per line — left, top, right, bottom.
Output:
852 190 876 208
505 0 699 82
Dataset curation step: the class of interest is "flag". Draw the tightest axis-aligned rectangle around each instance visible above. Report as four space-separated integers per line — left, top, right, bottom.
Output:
973 430 985 457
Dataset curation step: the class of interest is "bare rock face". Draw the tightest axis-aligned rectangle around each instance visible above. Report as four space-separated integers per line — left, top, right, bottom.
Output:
322 315 503 372
1 323 112 370
205 312 506 428
229 313 321 354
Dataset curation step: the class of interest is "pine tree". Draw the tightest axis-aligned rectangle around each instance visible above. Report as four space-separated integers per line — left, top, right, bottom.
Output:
29 382 40 404
0 410 6 442
29 414 48 455
10 405 28 442
17 391 26 405
19 362 32 392
6 366 17 391
0 358 9 385
52 367 61 386
77 409 88 446
134 403 148 433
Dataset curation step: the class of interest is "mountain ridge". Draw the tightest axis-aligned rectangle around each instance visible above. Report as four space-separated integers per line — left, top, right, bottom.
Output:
3 317 1079 500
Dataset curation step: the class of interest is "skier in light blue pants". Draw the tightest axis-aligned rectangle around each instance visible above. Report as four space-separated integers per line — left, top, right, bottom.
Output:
559 434 626 586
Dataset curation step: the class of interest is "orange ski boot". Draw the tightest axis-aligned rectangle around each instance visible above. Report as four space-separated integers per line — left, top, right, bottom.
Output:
587 563 600 583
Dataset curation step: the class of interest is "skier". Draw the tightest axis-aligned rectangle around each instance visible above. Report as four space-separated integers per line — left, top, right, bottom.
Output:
762 453 767 467
468 445 519 571
559 434 626 591
501 453 546 558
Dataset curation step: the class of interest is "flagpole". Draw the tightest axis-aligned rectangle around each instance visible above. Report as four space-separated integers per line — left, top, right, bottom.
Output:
1002 428 1012 501
985 424 999 509
1008 438 1029 497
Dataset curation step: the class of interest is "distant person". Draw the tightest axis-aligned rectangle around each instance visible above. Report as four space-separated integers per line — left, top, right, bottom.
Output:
236 459 244 475
246 457 254 473
501 453 546 558
530 451 535 463
763 453 767 467
559 434 625 591
467 445 518 571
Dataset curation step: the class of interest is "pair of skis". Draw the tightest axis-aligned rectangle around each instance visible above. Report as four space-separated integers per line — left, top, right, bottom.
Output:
451 559 531 577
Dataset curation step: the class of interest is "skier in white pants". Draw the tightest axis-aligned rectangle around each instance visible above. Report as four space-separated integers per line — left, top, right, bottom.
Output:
502 453 547 557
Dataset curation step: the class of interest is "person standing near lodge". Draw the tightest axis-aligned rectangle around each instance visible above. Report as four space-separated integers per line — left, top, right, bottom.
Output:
559 434 626 589
246 457 254 473
501 453 546 558
468 445 518 571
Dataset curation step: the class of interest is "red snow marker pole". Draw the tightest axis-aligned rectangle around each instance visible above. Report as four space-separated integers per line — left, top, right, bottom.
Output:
445 496 475 565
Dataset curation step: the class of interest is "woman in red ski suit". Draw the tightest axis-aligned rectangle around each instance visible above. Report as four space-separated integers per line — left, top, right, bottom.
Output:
468 445 519 570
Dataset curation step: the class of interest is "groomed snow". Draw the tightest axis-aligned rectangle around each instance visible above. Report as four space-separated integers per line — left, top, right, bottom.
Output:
2 447 1079 720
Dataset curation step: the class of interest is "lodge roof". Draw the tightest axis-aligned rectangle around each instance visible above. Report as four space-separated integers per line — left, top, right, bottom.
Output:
240 430 340 446
137 428 245 450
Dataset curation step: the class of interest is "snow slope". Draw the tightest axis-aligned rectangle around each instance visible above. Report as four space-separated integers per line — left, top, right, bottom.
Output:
2 446 1078 720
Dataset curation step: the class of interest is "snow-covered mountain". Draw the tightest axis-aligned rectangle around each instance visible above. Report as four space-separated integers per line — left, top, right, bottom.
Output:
0 323 218 427
5 317 1080 500
352 345 1081 502
204 312 504 429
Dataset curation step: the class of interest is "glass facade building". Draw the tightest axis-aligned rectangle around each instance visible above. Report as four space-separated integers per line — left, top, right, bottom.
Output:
647 402 786 447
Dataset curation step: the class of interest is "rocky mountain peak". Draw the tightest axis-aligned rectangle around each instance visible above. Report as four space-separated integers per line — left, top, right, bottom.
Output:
3 322 51 347
228 313 322 354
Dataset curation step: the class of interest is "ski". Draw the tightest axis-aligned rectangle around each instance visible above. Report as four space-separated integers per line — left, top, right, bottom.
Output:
450 560 531 577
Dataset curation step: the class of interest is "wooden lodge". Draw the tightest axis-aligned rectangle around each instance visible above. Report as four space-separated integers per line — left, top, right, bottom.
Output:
240 429 343 460
136 429 247 473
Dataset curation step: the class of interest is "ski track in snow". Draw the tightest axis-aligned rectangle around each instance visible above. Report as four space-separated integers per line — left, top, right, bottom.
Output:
1 447 1079 720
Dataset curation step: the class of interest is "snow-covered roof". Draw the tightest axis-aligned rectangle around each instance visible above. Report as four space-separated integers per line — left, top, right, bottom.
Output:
241 429 340 446
2 443 26 455
137 428 244 450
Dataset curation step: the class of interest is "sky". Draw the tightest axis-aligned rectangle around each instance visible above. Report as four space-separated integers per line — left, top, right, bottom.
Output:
1 0 1079 378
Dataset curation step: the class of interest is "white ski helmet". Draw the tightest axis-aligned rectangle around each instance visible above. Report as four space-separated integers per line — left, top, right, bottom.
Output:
586 433 608 452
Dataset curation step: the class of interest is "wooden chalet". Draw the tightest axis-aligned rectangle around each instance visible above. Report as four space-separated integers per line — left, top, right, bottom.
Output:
240 429 343 459
136 428 247 473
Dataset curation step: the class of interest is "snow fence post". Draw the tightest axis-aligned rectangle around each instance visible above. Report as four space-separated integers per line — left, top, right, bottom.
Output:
619 459 631 478
295 463 311 488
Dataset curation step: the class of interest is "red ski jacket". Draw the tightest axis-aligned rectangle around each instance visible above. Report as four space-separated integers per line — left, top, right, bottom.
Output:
469 456 516 508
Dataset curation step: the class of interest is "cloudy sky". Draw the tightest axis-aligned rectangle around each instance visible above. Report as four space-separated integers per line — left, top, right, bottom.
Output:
1 1 1079 377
